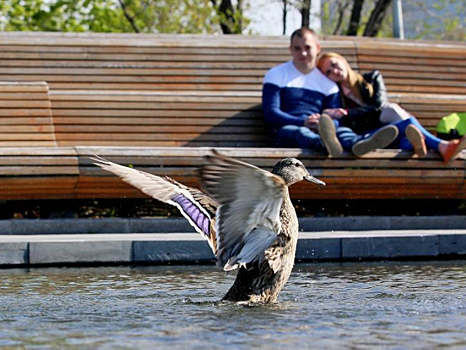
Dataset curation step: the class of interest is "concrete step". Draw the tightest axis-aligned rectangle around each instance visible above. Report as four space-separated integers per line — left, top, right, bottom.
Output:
2 229 466 267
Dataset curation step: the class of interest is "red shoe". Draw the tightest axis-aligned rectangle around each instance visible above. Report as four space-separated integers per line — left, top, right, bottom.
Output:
443 135 466 165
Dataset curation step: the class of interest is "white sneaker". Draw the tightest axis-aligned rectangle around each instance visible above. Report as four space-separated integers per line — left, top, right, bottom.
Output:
318 114 343 157
352 125 399 156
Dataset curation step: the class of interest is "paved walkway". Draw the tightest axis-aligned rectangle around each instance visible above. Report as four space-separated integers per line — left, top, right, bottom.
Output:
2 229 466 267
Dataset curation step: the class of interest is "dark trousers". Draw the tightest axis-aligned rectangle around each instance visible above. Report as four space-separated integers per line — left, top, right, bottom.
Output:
274 124 363 150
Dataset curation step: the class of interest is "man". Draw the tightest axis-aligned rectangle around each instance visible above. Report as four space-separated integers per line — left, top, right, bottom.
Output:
262 27 398 157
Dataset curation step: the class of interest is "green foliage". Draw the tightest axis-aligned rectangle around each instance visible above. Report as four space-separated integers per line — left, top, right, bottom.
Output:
119 0 220 34
410 0 466 41
0 0 224 33
214 3 251 34
319 0 465 41
320 1 332 34
320 0 393 37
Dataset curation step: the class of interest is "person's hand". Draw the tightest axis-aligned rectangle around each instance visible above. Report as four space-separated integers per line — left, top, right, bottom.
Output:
304 113 321 131
323 108 347 120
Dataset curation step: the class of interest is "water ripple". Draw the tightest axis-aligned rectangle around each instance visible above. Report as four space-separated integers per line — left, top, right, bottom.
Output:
1 261 466 349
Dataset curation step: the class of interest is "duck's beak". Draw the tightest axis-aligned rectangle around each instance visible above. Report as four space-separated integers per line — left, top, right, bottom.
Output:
304 174 326 187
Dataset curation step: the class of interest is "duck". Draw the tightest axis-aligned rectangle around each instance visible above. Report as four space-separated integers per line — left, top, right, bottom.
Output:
91 150 325 304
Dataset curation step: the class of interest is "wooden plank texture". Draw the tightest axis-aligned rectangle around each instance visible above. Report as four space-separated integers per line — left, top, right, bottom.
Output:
0 81 57 147
0 33 465 200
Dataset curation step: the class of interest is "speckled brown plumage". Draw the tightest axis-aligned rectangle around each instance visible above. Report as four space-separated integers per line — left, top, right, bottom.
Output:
201 154 325 304
92 152 325 304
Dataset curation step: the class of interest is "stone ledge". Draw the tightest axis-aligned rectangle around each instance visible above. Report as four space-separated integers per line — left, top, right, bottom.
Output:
1 216 466 235
1 230 466 267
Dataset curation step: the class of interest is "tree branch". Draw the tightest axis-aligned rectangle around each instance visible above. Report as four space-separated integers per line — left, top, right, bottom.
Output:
411 0 444 21
118 0 140 33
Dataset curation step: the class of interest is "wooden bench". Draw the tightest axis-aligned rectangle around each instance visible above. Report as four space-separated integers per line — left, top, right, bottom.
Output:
0 32 465 200
0 82 79 200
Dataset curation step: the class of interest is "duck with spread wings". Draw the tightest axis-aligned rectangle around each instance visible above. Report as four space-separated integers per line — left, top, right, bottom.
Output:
92 150 325 304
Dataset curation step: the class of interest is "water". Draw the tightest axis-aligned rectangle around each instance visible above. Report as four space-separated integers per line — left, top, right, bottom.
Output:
1 261 466 350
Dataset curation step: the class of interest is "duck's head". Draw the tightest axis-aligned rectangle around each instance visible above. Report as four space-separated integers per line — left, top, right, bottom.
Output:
272 158 326 187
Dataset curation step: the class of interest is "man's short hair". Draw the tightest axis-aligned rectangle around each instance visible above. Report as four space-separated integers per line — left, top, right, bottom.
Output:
290 27 319 43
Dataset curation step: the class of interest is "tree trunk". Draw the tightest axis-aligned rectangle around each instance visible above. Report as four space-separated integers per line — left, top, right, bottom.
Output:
211 0 237 34
282 0 288 35
363 0 392 37
301 0 311 28
333 0 350 35
237 0 244 33
347 0 364 36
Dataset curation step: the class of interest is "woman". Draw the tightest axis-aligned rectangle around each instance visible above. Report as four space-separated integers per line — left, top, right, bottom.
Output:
316 52 466 164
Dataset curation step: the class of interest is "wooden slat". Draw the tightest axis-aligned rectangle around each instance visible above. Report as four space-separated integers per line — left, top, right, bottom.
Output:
48 83 264 91
61 141 270 147
51 108 261 116
0 125 55 132
53 117 264 126
0 157 76 166
0 110 52 117
53 125 264 133
0 68 274 77
0 166 77 175
0 141 60 146
0 176 78 200
52 101 260 109
0 134 58 141
0 147 76 155
0 92 50 100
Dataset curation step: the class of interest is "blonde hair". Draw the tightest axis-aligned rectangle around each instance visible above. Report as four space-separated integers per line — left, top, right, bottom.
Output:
316 52 373 105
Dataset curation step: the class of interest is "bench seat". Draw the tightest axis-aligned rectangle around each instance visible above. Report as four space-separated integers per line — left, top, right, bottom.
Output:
0 147 78 200
76 147 465 200
1 145 463 200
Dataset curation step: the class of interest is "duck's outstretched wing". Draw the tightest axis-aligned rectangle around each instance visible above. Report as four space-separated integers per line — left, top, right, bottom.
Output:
91 156 218 255
199 150 287 271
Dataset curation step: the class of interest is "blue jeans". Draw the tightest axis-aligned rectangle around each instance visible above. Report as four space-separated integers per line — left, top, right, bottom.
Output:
274 124 362 150
391 117 442 151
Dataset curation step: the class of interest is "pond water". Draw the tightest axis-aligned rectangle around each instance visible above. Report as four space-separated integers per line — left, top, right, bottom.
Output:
1 261 466 350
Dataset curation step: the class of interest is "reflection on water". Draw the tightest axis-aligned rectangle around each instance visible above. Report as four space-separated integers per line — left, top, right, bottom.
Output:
1 261 466 349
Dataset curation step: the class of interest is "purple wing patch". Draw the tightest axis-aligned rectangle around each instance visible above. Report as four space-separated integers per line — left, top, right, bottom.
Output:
172 194 211 238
